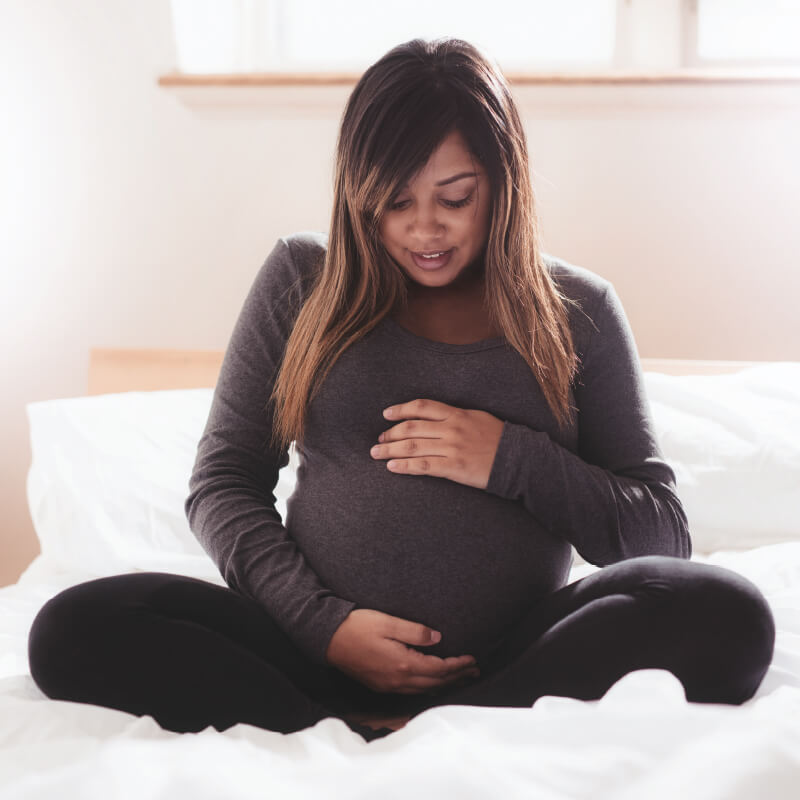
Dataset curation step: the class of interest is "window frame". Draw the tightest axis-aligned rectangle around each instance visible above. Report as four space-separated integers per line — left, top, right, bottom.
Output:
682 0 800 69
163 0 800 85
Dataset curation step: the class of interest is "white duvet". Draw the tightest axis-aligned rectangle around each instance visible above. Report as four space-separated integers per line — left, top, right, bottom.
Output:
2 545 800 799
2 363 799 798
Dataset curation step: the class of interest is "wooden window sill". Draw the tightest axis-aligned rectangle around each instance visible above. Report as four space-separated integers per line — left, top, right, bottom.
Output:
158 68 800 87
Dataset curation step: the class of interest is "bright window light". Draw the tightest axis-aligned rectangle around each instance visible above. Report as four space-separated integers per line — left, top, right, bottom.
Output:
697 0 800 61
279 0 617 70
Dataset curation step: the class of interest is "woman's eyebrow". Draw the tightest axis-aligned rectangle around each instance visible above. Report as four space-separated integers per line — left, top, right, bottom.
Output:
400 171 478 189
435 171 478 186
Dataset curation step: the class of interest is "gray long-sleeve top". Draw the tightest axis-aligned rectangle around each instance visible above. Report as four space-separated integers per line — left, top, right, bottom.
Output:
185 231 692 667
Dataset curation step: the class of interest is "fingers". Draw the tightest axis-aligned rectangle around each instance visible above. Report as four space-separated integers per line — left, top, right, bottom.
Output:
442 663 482 687
393 652 481 694
410 643 479 680
382 614 441 648
416 624 442 646
396 668 481 695
381 614 481 693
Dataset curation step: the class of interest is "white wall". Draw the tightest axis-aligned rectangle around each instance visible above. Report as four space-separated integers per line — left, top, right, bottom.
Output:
2 0 799 586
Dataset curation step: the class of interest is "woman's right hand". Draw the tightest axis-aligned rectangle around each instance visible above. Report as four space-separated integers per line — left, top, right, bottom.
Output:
325 608 481 694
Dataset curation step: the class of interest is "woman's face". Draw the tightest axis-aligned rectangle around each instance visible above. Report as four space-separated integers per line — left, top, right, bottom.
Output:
378 128 492 296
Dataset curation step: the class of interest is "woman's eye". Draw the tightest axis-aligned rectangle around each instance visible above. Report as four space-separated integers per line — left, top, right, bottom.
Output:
389 195 473 211
445 195 473 209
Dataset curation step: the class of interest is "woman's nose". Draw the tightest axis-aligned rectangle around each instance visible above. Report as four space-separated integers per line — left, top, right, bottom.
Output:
409 205 444 235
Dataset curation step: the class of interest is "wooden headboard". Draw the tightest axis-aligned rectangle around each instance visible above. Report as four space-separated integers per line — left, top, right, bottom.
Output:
87 347 766 395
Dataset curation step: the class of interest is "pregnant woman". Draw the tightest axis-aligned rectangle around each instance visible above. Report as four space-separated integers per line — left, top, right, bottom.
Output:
27 37 775 742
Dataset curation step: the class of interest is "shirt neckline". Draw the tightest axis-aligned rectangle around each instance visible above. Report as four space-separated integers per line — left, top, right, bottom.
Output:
380 315 507 354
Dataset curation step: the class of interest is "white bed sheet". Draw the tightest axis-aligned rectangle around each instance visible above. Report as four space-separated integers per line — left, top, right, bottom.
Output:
2 543 800 800
6 362 800 797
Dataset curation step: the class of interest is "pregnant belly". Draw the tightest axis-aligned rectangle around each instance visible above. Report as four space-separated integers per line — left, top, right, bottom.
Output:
286 461 572 662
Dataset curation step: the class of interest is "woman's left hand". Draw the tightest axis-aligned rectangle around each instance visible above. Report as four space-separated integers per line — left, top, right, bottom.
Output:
370 399 505 491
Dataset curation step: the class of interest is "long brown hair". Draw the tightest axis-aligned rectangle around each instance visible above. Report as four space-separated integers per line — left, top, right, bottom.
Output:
268 37 581 454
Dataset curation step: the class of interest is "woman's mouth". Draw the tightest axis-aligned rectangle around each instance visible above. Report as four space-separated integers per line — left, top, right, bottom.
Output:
410 248 454 271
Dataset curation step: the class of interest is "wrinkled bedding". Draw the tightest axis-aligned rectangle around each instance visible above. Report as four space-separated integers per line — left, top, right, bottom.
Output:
1 543 799 799
3 362 799 798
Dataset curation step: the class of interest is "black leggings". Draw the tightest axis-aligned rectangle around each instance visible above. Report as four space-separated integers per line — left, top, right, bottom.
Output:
27 555 775 742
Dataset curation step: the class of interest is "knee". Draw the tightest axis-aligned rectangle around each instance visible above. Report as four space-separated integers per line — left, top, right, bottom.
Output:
704 567 776 669
655 558 775 663
28 578 120 698
617 557 776 673
685 565 776 703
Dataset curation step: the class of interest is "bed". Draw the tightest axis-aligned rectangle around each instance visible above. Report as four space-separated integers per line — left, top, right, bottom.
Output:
2 348 799 798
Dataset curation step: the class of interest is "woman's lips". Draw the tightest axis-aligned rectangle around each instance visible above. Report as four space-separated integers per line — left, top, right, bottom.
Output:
410 248 454 271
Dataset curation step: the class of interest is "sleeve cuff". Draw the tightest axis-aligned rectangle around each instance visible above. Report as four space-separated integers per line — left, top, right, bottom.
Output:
486 420 514 496
486 421 550 502
303 596 359 666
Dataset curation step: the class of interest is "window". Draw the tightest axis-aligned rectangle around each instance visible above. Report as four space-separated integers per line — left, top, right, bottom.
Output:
270 0 618 71
168 0 617 73
688 0 800 66
168 0 800 75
